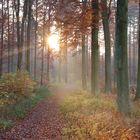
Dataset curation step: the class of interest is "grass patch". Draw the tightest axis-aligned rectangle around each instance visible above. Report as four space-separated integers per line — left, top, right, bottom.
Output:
0 120 13 131
61 90 140 140
61 91 117 116
0 87 51 132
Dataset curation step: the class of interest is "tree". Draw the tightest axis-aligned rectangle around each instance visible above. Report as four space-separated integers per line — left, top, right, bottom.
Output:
40 3 46 85
82 0 87 90
34 0 38 80
46 1 51 83
15 0 22 70
20 0 28 70
58 25 62 82
0 0 4 77
101 0 112 94
7 0 10 72
91 0 99 95
135 0 140 99
128 22 132 85
11 0 15 72
26 0 33 72
82 34 87 89
115 0 130 115
64 28 68 83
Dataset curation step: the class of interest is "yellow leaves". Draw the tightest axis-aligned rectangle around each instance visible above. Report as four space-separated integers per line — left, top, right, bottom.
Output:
61 90 117 116
0 71 36 106
60 90 140 140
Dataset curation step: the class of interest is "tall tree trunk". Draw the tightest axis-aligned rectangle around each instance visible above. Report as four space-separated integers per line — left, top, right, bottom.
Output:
47 4 51 83
20 0 28 70
101 0 112 94
82 34 87 89
135 0 140 99
7 0 10 72
34 0 38 80
16 0 22 70
129 23 132 85
64 33 68 83
26 0 33 72
58 28 62 82
0 0 4 76
86 35 89 81
82 0 87 90
132 25 136 85
91 0 99 95
115 0 130 115
41 8 46 85
11 0 15 72
47 44 50 83
41 39 45 85
58 48 62 82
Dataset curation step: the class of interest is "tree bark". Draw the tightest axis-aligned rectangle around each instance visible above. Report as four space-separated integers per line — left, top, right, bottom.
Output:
0 0 4 76
41 38 45 85
26 0 33 72
91 0 99 95
82 34 87 90
101 0 112 94
115 0 130 115
47 3 51 83
20 0 28 70
58 27 62 82
82 0 87 90
64 33 68 83
41 6 46 85
129 23 132 85
7 0 10 72
135 0 140 99
11 0 15 72
16 0 22 70
34 0 38 80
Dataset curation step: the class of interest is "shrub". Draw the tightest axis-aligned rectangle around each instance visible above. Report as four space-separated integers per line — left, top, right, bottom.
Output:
0 87 50 132
61 91 140 140
0 71 36 106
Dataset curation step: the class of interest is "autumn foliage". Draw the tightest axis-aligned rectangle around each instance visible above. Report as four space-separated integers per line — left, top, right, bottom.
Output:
61 91 140 140
0 71 36 106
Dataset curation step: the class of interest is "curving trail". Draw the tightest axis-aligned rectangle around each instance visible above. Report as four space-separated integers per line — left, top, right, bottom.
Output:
0 89 66 140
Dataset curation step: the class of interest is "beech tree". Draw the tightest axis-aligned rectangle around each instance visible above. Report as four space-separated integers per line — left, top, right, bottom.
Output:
7 0 10 72
20 0 28 70
34 0 38 80
0 0 4 76
91 0 99 95
115 0 130 114
101 0 112 94
135 0 140 99
26 0 33 72
15 0 22 70
11 0 15 72
82 0 87 90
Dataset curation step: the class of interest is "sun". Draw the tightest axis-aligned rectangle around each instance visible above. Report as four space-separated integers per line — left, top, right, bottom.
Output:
48 34 59 51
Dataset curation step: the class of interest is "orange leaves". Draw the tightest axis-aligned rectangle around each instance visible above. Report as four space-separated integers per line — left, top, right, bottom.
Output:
61 91 140 140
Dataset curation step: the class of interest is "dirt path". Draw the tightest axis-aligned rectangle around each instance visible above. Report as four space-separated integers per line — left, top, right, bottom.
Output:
1 88 66 140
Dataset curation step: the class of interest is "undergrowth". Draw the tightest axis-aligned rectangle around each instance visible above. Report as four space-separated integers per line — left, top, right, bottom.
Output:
0 71 36 107
60 90 140 140
0 87 51 132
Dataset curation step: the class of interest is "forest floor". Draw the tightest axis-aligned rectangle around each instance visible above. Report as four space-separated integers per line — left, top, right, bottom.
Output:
0 87 68 140
0 86 140 140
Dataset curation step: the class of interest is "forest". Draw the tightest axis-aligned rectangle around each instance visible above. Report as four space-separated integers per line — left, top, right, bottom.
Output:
0 0 140 139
